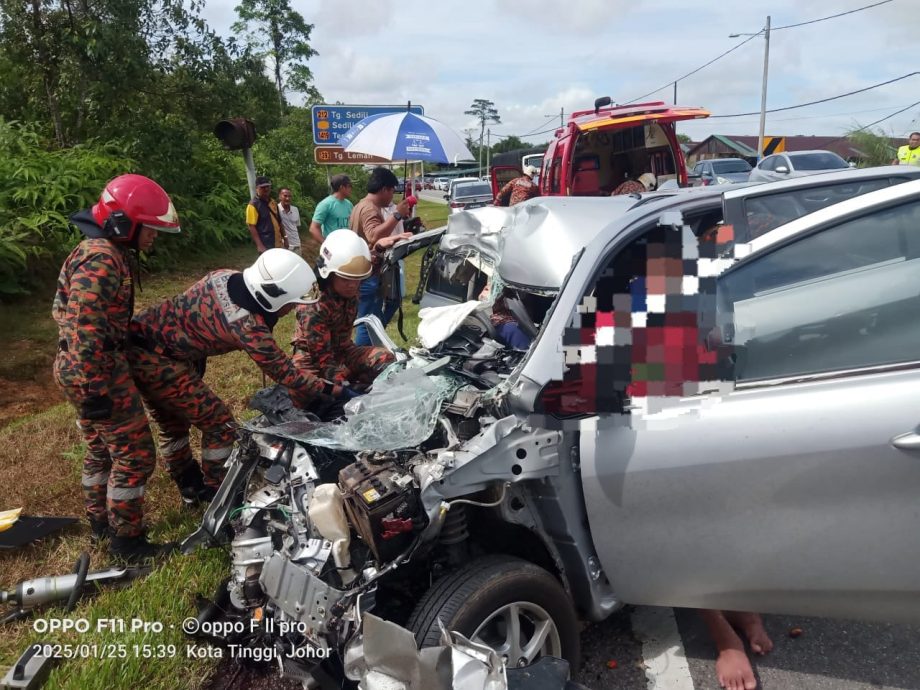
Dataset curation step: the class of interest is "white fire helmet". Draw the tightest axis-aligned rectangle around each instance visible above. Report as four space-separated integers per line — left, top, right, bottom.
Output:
317 229 373 280
242 248 320 312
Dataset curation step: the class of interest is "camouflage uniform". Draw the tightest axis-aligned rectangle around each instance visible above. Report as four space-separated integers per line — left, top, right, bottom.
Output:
292 288 394 386
52 238 156 538
495 176 538 206
129 270 327 485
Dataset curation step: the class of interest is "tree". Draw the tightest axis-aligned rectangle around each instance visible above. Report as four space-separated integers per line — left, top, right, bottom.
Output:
491 135 527 154
676 133 692 144
847 127 896 167
464 98 500 173
232 0 318 113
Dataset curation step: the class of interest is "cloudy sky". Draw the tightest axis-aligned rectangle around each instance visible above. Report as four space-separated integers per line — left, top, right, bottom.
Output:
201 0 919 145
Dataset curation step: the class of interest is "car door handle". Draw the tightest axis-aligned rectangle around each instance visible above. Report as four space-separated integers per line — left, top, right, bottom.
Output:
891 431 920 451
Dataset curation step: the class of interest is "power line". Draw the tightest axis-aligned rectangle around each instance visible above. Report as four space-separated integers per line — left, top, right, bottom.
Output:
772 0 894 30
624 0 895 106
624 34 760 104
848 99 920 134
709 72 919 118
521 114 559 137
704 103 917 123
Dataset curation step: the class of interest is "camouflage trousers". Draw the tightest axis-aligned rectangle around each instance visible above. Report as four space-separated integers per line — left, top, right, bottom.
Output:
53 352 156 537
127 347 232 489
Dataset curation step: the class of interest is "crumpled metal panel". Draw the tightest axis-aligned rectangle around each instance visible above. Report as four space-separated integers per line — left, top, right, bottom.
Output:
496 196 642 291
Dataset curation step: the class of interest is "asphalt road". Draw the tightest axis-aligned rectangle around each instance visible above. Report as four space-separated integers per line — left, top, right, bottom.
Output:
574 606 920 690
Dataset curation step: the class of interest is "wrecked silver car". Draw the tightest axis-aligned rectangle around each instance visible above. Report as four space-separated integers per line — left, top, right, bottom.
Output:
184 171 920 685
180 199 629 683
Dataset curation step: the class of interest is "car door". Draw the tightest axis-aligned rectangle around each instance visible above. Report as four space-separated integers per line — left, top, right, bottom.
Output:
572 199 920 623
754 155 778 182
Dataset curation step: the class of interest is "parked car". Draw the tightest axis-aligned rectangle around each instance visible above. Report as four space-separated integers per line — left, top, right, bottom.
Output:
447 180 494 214
186 167 920 687
748 149 851 183
689 157 752 185
445 176 479 201
491 97 710 199
435 177 449 191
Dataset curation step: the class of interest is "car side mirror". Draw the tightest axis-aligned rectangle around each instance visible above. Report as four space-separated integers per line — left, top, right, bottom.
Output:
776 165 789 174
443 194 449 200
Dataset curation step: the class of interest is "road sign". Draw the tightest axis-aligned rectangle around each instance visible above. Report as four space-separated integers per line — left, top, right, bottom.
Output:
311 104 424 147
313 146 390 165
763 136 785 155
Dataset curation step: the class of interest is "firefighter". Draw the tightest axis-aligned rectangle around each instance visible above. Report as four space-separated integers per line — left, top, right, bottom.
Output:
292 230 395 398
128 249 337 503
52 173 180 563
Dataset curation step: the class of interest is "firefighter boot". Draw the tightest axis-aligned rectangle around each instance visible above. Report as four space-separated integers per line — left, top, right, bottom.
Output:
109 534 176 565
89 517 113 546
174 464 215 507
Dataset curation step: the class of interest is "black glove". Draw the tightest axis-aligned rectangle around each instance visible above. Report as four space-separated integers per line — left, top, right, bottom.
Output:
308 393 347 422
81 394 114 421
340 386 363 400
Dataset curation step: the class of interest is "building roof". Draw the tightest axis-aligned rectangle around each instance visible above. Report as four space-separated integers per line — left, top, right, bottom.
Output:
687 134 901 160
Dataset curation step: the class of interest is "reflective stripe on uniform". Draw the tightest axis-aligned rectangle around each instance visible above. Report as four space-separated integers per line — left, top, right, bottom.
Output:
108 486 145 500
201 446 233 461
161 436 190 455
81 471 110 487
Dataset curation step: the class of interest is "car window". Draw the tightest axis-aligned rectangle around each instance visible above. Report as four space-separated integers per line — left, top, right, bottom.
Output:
788 152 848 171
740 177 892 240
759 156 777 172
718 200 920 382
550 155 563 193
454 182 492 197
425 251 490 303
712 160 751 174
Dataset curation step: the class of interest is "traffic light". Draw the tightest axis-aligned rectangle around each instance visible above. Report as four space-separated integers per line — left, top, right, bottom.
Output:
214 118 256 150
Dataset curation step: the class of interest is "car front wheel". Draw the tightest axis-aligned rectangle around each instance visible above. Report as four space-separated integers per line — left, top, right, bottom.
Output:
406 555 580 668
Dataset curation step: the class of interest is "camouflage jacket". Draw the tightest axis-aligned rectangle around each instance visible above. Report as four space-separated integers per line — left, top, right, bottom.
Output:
52 238 134 397
495 176 538 206
131 270 324 402
291 289 393 384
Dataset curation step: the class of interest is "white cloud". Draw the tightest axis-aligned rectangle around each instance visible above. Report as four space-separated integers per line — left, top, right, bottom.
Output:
199 0 917 143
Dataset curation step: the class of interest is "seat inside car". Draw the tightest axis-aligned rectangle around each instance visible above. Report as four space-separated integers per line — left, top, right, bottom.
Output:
572 156 601 195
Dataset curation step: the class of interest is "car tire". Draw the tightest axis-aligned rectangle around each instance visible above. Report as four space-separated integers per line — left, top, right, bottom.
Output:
406 555 580 669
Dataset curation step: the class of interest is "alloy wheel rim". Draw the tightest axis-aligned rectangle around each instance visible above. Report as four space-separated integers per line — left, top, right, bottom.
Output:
470 601 562 667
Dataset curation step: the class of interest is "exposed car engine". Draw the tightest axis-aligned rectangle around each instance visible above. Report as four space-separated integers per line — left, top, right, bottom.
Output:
181 331 528 684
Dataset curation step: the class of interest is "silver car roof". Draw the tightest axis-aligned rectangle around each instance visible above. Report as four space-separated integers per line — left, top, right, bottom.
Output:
723 165 920 201
496 196 649 290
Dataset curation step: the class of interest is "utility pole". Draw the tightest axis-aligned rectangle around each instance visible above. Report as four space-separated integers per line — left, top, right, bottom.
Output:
731 16 772 162
486 129 491 176
545 107 565 131
757 15 771 162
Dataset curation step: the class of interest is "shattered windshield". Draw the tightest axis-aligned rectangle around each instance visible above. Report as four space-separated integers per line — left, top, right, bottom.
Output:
245 366 462 451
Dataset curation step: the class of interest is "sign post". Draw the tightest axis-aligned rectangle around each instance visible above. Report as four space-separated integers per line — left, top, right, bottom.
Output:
312 104 424 165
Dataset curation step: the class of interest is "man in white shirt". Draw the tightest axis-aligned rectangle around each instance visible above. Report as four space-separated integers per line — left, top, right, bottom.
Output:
278 188 302 255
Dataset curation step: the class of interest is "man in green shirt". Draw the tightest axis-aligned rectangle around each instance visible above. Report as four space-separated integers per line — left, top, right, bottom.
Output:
310 174 354 243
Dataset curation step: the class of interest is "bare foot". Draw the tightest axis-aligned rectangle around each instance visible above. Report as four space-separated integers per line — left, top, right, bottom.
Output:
729 612 774 655
716 647 758 690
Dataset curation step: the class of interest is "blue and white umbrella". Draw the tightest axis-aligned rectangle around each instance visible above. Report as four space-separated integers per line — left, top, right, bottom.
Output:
339 111 474 164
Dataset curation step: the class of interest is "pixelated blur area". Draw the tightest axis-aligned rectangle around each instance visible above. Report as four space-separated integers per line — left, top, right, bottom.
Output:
540 220 739 418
